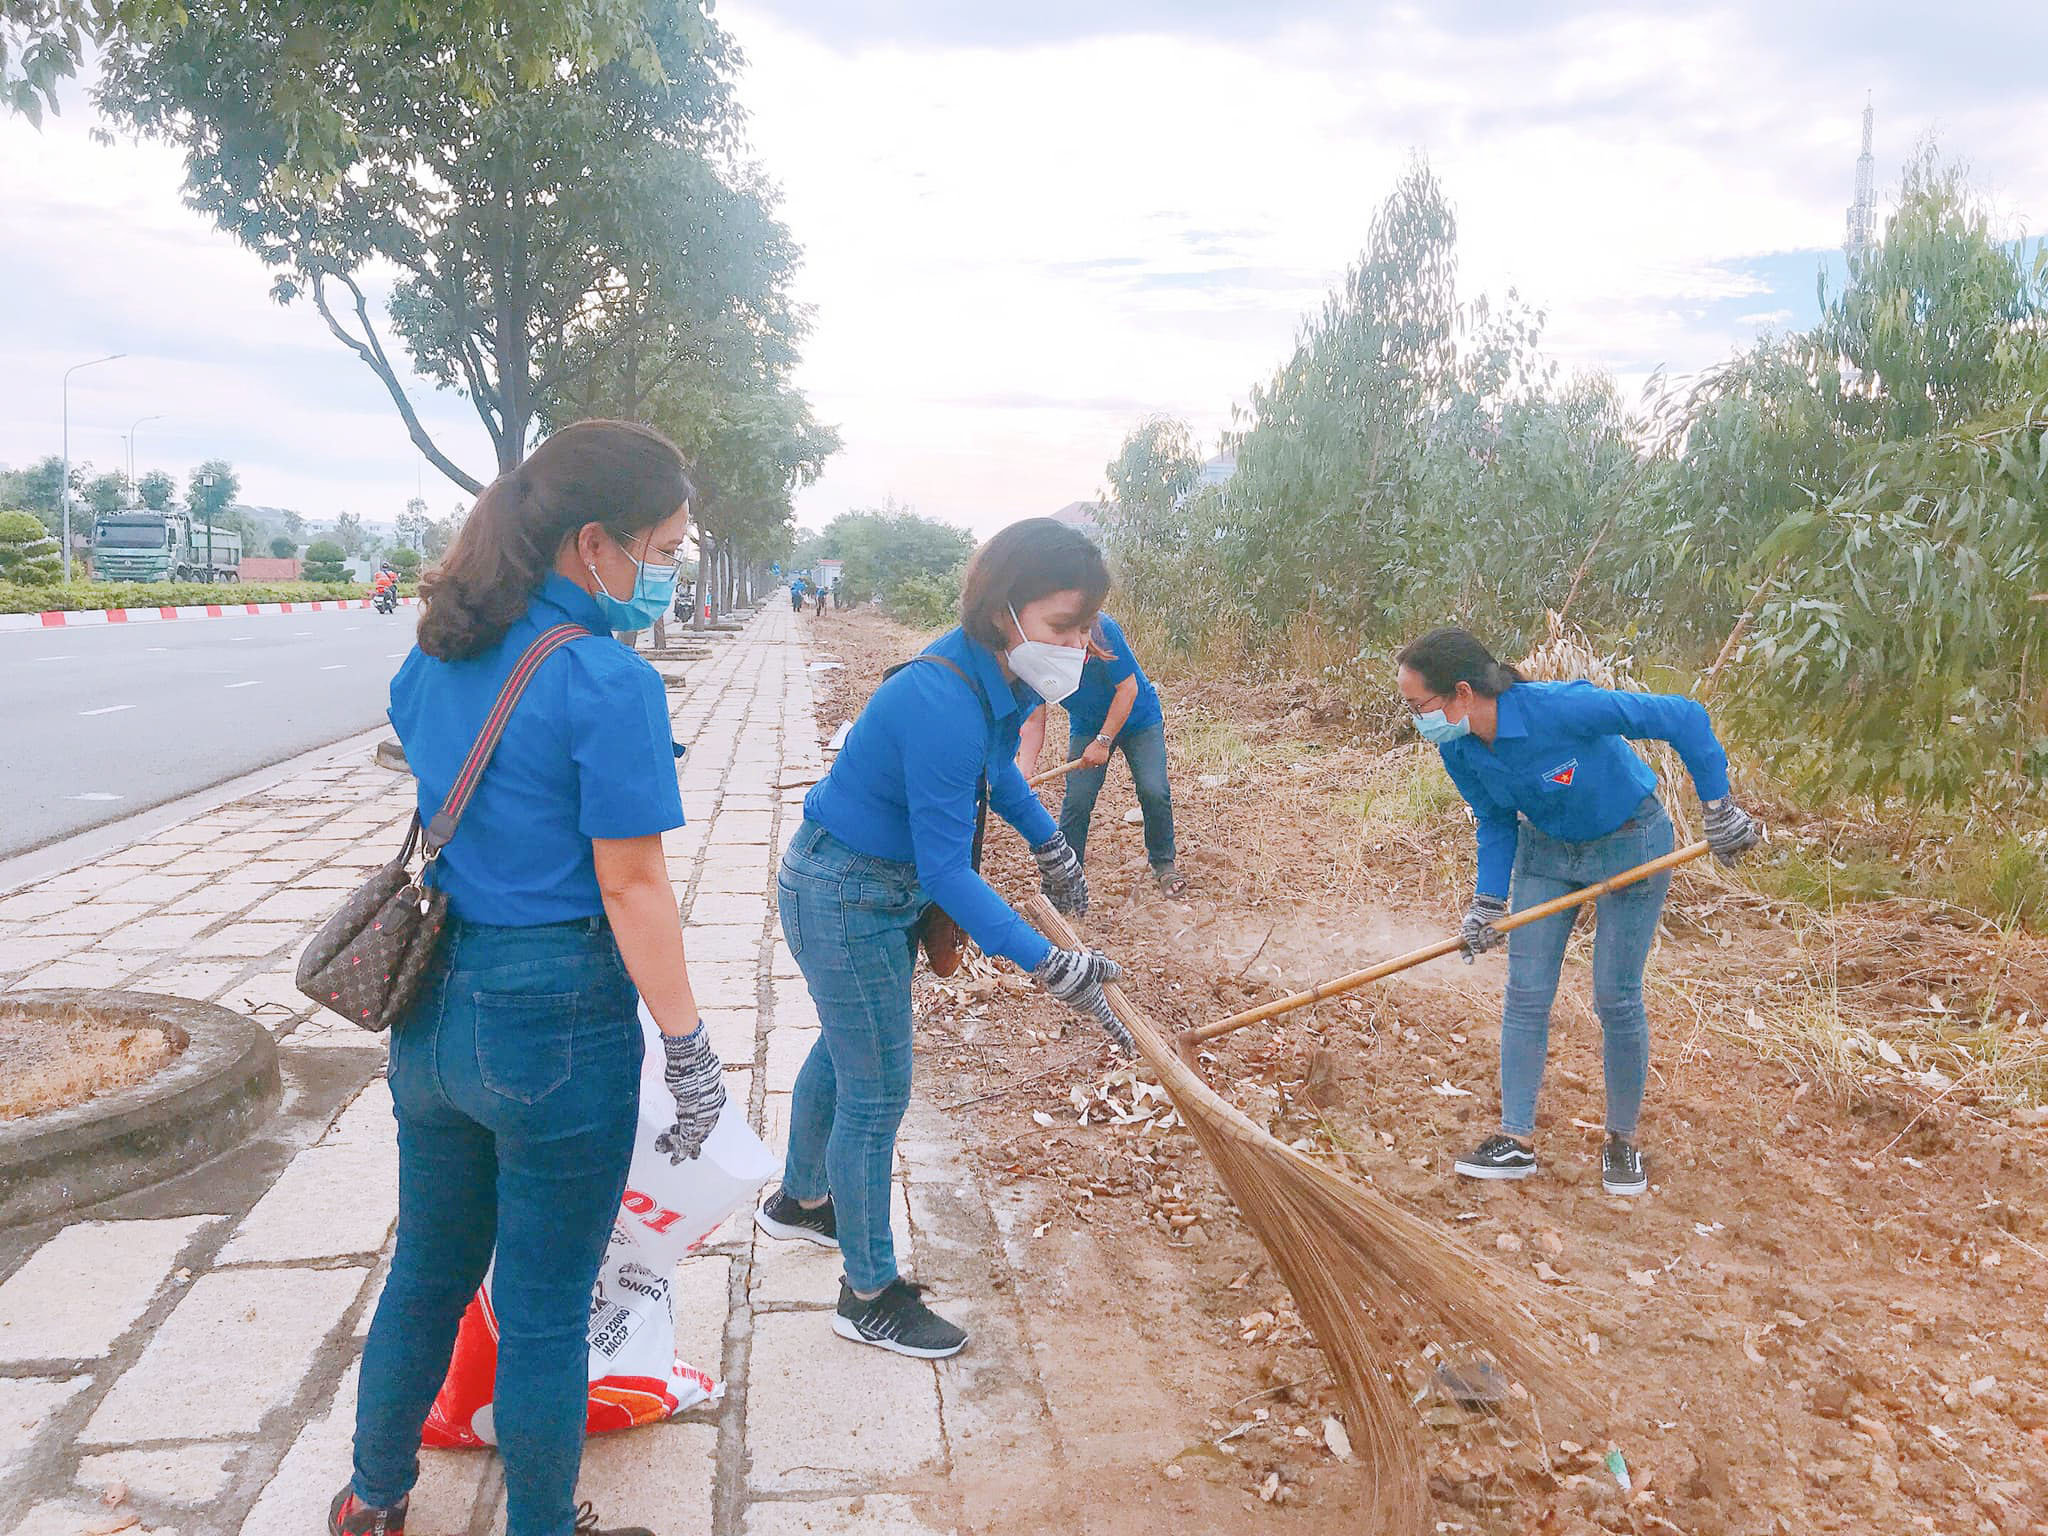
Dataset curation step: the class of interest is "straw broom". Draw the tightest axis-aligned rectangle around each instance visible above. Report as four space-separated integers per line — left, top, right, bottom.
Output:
1022 894 1590 1533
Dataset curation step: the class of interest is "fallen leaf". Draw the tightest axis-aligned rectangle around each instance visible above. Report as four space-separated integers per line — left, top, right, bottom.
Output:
1533 1261 1565 1284
1258 1471 1281 1502
1495 1233 1525 1253
1164 1463 1185 1480
1536 1229 1565 1257
1742 1328 1767 1366
1970 1375 1999 1397
1323 1415 1355 1463
1627 1269 1658 1288
1430 1080 1475 1098
1030 1110 1055 1127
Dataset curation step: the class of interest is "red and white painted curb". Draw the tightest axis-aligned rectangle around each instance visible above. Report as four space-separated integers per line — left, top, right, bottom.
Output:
0 595 416 633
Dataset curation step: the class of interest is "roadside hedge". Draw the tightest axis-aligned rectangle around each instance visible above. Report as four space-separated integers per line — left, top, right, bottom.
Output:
0 580 414 614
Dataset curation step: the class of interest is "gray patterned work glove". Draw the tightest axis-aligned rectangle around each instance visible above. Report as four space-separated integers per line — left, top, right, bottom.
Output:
1032 946 1133 1056
1460 893 1510 963
653 1024 726 1163
1031 834 1089 915
1701 797 1761 865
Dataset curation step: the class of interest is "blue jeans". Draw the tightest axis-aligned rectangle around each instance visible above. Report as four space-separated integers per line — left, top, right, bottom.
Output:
353 917 640 1536
1498 797 1673 1141
1059 721 1176 867
776 821 925 1294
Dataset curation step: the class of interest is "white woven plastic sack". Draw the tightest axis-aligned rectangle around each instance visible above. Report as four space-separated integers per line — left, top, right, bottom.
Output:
425 1003 775 1446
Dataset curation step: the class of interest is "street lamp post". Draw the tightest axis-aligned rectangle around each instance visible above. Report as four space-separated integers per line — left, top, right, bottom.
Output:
61 353 126 581
126 413 166 500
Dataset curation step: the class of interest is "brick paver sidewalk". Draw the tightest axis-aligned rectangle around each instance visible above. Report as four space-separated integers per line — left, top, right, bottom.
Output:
1 606 1052 1536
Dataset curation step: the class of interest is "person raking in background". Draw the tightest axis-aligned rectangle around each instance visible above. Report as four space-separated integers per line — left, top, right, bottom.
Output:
1015 611 1186 899
755 517 1132 1358
814 579 828 617
789 574 806 612
331 421 725 1536
1394 626 1760 1197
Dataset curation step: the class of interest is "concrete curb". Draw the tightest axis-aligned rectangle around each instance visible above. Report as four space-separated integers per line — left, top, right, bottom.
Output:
0 595 416 632
0 990 283 1228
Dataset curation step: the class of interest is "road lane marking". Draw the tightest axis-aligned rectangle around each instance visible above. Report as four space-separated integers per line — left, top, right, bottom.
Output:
224 680 260 689
146 646 167 652
32 654 75 661
386 652 407 659
320 664 347 671
293 630 313 635
67 792 124 802
78 705 135 717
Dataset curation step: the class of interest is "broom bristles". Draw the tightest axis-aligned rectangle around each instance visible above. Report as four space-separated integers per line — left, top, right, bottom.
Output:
1024 896 1594 1533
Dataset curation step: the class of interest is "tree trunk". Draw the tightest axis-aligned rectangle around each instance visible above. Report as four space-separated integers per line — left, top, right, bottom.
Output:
692 531 711 630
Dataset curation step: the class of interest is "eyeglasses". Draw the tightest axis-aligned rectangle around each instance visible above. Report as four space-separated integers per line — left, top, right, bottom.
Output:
1401 691 1450 716
615 531 682 570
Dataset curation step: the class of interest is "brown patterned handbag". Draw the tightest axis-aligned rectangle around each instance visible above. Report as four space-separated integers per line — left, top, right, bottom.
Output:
296 622 590 1030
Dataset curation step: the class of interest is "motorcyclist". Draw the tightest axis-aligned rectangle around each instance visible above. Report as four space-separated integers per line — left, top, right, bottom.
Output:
372 561 399 612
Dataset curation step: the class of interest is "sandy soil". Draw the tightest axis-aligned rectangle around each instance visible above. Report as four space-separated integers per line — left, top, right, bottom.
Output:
801 607 2048 1536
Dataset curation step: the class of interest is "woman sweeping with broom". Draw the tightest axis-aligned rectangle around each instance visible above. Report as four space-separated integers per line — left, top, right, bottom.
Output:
1395 627 1761 1196
755 518 1133 1357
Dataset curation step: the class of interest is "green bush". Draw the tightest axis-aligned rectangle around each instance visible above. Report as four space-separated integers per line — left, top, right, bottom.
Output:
387 545 421 575
0 579 375 614
269 535 298 558
883 568 959 630
0 509 61 586
303 540 348 582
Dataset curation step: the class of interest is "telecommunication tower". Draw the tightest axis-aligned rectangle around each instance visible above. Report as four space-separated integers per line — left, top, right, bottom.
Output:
1844 95 1876 265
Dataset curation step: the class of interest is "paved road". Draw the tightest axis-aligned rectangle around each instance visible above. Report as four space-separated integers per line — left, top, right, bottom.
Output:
1 608 418 856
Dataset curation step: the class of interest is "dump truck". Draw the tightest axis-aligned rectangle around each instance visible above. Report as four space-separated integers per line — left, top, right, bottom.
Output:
88 511 245 582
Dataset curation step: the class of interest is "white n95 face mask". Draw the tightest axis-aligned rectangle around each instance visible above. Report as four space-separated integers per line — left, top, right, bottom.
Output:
1005 605 1088 703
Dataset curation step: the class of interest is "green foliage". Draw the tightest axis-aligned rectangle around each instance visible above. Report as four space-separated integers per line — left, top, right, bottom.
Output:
186 459 237 521
96 0 795 496
386 545 421 575
0 508 61 585
1736 401 2048 804
0 579 373 613
807 506 974 610
302 540 348 582
331 512 368 557
85 471 126 514
136 468 175 510
0 456 69 533
884 569 958 629
268 535 297 559
1105 146 2048 811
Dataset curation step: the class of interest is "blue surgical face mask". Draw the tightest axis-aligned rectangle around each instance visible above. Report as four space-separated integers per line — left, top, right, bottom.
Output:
588 533 680 629
1414 707 1471 745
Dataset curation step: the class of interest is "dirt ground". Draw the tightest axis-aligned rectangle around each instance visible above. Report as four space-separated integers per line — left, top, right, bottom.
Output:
0 1005 183 1119
798 605 2048 1536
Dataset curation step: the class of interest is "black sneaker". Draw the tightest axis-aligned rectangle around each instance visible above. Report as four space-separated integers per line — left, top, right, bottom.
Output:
330 1489 407 1535
1454 1134 1538 1181
833 1276 968 1358
573 1503 654 1536
755 1189 839 1248
1602 1133 1648 1196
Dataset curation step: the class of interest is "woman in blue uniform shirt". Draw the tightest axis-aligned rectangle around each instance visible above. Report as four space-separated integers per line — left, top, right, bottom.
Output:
755 518 1130 1358
333 422 724 1536
1015 611 1186 897
1394 627 1760 1198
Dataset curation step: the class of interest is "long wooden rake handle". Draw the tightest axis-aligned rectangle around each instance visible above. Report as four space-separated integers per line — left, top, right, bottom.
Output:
1027 755 1090 789
1184 839 1713 1047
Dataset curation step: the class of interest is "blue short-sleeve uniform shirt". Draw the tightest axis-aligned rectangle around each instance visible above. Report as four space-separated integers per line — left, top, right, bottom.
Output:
1062 613 1163 742
389 573 684 926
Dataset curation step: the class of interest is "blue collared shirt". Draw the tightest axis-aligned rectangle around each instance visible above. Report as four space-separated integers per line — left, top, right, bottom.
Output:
804 626 1060 969
389 573 684 926
1061 613 1164 743
1435 680 1732 898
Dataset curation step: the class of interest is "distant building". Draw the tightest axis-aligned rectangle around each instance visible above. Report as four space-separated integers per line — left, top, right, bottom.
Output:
1195 451 1236 491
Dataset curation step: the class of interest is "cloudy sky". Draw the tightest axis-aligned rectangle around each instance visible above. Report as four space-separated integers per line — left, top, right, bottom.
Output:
1 1 2041 536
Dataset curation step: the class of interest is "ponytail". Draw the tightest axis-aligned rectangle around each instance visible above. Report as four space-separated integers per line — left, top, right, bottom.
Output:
1395 627 1522 698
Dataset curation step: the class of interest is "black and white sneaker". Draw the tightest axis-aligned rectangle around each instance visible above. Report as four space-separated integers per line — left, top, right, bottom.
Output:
1602 1133 1648 1197
1454 1134 1538 1181
755 1189 839 1248
833 1276 968 1358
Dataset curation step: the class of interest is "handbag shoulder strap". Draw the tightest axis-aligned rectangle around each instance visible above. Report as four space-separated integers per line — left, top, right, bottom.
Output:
885 652 996 871
422 622 590 856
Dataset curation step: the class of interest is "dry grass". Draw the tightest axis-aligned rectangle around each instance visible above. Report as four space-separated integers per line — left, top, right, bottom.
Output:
0 1006 183 1121
1025 894 1591 1536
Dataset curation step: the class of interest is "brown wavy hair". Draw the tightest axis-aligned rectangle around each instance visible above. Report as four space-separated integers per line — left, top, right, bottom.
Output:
957 518 1110 651
417 420 695 661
